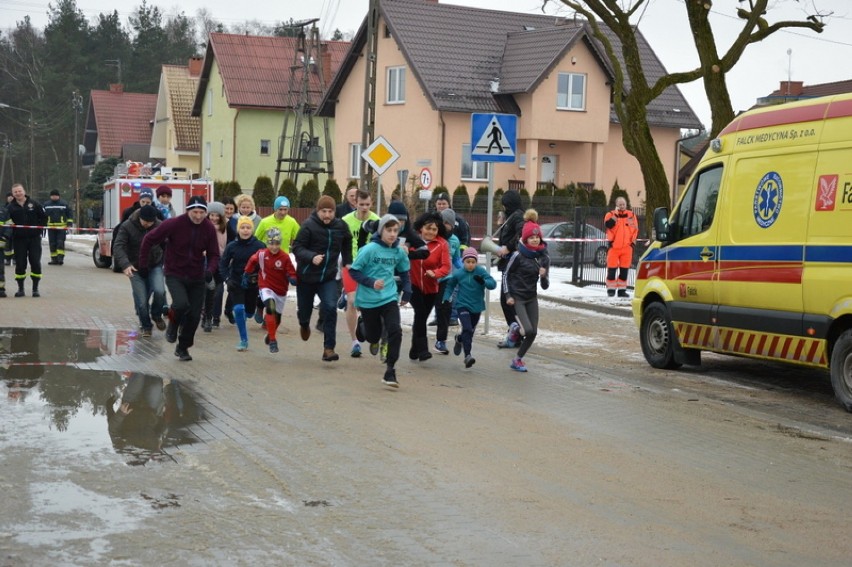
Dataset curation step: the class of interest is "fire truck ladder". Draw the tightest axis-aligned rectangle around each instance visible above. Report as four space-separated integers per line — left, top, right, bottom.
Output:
274 20 334 191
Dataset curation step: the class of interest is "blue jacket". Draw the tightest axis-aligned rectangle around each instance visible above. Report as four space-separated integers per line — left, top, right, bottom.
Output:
219 235 265 286
441 264 496 313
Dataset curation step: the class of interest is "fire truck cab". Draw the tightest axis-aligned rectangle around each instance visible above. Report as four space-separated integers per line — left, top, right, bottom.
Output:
93 163 213 270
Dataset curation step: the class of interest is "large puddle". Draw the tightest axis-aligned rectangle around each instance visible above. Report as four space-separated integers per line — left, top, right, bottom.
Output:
1 328 205 465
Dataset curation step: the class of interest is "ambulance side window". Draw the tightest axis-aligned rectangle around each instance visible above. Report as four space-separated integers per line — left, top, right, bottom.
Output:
672 165 723 241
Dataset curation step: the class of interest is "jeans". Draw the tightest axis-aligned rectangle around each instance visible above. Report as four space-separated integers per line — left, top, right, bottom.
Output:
129 265 165 329
296 278 338 349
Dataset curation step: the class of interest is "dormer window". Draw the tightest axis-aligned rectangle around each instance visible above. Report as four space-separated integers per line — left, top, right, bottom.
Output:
557 72 586 111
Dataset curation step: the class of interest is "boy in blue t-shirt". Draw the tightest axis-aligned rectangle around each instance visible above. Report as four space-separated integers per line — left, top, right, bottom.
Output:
349 215 412 387
441 247 496 368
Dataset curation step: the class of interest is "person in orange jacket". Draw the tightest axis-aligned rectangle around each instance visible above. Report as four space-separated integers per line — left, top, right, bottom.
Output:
604 197 638 298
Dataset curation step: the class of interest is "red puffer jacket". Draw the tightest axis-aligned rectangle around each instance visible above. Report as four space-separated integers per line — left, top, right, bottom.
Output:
409 237 451 295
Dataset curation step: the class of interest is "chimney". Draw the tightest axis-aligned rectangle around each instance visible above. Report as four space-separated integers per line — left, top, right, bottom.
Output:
109 83 124 94
321 43 332 85
779 81 804 96
188 56 203 77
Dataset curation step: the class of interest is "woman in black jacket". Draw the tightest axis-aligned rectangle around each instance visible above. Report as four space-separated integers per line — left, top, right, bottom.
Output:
493 190 525 342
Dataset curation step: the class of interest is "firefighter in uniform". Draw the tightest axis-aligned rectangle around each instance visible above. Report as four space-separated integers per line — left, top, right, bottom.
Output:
43 189 74 265
7 183 47 297
604 196 638 298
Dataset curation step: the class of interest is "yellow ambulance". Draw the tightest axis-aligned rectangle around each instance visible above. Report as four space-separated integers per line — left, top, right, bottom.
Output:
632 92 852 411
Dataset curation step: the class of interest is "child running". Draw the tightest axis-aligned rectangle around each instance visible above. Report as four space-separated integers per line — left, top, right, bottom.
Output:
219 215 265 351
441 247 496 368
501 209 550 372
244 228 297 353
349 215 412 388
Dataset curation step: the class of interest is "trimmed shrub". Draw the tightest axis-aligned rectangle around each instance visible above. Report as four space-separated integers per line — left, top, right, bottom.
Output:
278 178 299 204
299 179 321 208
252 176 276 207
607 180 631 209
323 178 342 202
451 184 470 213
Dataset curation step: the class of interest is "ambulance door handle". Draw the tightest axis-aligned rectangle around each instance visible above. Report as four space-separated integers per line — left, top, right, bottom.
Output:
699 248 715 260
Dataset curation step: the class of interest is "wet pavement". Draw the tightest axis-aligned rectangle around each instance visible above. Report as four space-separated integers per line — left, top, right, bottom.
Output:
1 243 851 566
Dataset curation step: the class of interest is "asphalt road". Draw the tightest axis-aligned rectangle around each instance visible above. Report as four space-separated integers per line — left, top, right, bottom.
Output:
1 241 850 566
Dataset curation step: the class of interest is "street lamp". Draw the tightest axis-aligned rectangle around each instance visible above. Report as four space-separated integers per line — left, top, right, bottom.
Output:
0 102 35 194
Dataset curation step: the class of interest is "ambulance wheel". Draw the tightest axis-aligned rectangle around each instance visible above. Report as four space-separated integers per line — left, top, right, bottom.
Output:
640 302 681 370
93 243 111 269
829 329 852 412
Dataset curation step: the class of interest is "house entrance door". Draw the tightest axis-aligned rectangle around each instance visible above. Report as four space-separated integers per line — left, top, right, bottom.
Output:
540 154 557 184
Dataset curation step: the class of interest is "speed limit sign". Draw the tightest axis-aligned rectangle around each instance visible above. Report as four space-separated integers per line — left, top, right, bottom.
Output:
419 168 432 190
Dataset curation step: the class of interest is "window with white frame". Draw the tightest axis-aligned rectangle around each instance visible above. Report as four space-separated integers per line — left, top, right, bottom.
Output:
557 72 586 111
349 143 362 179
260 139 270 156
204 141 211 170
386 66 406 104
461 144 489 181
519 153 527 169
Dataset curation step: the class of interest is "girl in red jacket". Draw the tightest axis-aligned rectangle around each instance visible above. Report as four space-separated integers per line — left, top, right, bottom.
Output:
408 211 451 361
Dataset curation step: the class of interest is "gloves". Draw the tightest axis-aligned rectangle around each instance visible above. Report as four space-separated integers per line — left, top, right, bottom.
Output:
240 273 250 289
400 290 412 303
605 217 616 229
288 277 298 286
473 274 484 285
541 276 550 290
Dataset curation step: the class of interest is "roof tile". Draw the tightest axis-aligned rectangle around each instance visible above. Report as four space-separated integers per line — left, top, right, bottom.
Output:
90 90 157 157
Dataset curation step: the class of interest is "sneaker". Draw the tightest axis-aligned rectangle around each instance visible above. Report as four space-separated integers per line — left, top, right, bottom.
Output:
464 355 476 368
269 340 279 354
337 292 347 310
434 340 448 355
141 328 152 338
508 322 521 344
449 318 459 326
237 340 248 351
510 357 527 372
300 325 311 341
497 338 517 349
382 367 399 388
351 343 362 358
369 343 380 356
226 311 235 325
212 318 220 328
322 348 339 362
153 317 166 331
379 342 388 363
355 316 365 342
165 323 178 343
202 318 212 332
453 334 463 356
174 347 192 361
254 310 264 324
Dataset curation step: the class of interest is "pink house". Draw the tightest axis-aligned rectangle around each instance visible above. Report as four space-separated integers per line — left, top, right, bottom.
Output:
319 0 701 207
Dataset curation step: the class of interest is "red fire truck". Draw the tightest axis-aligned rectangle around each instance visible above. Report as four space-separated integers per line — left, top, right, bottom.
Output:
93 163 214 270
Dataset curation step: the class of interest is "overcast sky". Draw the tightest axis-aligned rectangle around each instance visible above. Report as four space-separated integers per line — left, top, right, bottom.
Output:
3 0 851 130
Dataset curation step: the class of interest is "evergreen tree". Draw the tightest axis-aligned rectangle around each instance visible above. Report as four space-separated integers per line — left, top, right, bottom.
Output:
279 178 298 204
519 188 531 210
252 175 275 207
451 184 470 213
323 178 342 202
607 180 631 209
299 178 320 208
470 186 489 213
590 188 608 208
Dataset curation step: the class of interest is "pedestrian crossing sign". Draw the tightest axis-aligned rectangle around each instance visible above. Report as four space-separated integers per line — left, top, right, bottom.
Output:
471 113 517 163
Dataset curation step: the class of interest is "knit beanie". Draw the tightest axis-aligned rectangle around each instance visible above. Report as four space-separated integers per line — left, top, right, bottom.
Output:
462 247 478 261
387 200 409 221
186 195 207 211
139 188 155 201
207 201 225 217
237 215 254 230
156 185 172 197
440 208 456 228
316 195 336 211
274 195 290 209
139 204 158 222
377 214 400 235
521 221 545 250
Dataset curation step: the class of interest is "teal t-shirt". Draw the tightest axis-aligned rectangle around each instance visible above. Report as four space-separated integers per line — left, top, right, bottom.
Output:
351 239 410 308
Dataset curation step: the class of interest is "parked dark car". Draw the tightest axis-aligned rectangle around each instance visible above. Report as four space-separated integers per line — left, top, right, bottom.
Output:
540 222 609 267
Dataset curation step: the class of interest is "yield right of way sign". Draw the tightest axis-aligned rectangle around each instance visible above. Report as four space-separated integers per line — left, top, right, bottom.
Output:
471 113 517 163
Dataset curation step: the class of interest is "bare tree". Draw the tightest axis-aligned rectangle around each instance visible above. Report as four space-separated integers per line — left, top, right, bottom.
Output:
547 0 827 213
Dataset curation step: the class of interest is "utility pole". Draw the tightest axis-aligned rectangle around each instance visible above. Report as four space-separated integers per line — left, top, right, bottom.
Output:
72 91 84 227
360 0 379 194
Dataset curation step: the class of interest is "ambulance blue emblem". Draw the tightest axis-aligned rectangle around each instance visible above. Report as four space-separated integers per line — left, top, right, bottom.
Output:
753 171 783 229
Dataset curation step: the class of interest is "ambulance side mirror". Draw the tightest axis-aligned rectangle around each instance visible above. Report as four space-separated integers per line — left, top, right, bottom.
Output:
653 207 670 243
